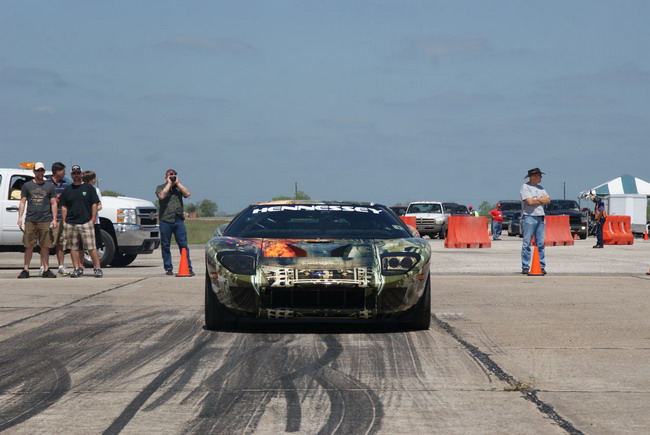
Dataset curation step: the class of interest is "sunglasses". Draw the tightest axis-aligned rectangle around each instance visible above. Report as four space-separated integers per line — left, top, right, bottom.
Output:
35 168 45 172
71 171 82 175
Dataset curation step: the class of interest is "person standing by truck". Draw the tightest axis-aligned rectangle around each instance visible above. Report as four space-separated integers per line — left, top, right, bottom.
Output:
156 169 194 276
17 162 58 278
520 168 551 274
590 190 606 248
48 161 71 275
60 165 103 278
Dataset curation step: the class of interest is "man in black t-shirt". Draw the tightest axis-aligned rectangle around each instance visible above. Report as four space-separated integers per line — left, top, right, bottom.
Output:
17 162 58 278
60 165 103 278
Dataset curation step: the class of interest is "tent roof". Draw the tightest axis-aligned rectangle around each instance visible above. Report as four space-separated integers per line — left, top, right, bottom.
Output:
578 174 650 198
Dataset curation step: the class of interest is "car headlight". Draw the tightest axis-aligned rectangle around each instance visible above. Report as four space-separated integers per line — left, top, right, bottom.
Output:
381 252 421 276
216 251 256 275
117 208 137 224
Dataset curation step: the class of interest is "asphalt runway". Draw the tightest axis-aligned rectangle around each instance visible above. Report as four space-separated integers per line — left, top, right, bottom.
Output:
0 236 649 434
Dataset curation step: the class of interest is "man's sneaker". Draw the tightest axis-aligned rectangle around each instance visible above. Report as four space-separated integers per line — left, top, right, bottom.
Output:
94 268 103 278
189 270 195 277
17 270 30 279
70 268 83 278
541 268 547 275
166 270 174 276
58 266 71 276
593 244 604 249
42 269 57 278
521 268 529 275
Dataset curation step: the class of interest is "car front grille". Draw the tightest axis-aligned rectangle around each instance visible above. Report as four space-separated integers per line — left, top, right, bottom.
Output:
416 218 437 225
137 207 158 226
270 287 366 309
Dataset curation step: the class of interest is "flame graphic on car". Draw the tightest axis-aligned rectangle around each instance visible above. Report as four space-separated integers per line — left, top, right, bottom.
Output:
263 241 307 257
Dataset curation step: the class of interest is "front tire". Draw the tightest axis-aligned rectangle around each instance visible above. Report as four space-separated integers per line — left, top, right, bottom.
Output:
109 253 137 267
205 271 237 331
83 229 115 268
403 277 431 330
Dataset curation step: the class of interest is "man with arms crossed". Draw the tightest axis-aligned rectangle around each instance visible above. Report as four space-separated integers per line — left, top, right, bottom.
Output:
520 168 551 274
17 162 58 278
60 165 103 278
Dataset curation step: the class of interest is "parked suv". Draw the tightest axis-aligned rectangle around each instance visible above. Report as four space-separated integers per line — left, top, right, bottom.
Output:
498 200 522 235
405 201 446 238
544 199 588 239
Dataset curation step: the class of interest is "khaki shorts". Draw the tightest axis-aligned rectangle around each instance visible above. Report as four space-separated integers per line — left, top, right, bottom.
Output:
53 221 65 247
23 221 54 249
64 221 96 251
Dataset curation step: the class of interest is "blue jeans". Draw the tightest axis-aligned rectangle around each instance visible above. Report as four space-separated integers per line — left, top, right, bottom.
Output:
492 221 502 239
596 219 604 245
160 218 192 272
521 215 545 269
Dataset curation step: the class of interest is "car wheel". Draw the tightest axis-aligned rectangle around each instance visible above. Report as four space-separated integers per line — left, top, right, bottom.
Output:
109 253 137 267
403 277 431 330
205 271 237 331
83 229 115 268
579 232 587 240
439 229 446 239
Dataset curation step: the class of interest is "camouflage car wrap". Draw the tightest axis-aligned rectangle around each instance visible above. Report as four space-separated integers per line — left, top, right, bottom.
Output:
205 202 431 322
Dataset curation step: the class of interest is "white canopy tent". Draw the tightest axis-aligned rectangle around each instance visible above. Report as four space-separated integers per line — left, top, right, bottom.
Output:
578 174 650 198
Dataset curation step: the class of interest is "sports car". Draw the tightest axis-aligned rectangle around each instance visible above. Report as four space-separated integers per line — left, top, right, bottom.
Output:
204 201 432 330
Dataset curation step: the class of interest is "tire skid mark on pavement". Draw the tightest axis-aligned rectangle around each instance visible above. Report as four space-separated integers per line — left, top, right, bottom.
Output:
180 333 383 434
432 313 585 435
0 277 148 329
0 303 203 432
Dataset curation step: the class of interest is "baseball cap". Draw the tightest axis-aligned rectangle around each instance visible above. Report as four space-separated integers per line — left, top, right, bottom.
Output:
71 165 82 172
34 162 45 171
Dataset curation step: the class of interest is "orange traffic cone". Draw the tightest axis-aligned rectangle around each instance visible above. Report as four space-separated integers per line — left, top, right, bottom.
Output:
573 233 579 240
176 248 192 277
527 246 544 276
644 231 648 241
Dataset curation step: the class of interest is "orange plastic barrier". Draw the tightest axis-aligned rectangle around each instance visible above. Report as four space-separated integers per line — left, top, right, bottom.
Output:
603 215 634 245
444 216 491 248
543 215 574 246
400 216 417 233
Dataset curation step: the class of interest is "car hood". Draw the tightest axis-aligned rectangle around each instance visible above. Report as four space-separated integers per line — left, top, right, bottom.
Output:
545 210 583 216
404 213 445 218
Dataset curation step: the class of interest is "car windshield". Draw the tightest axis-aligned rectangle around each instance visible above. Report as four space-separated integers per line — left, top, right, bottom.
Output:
499 202 522 212
545 200 580 211
407 203 442 214
224 204 413 239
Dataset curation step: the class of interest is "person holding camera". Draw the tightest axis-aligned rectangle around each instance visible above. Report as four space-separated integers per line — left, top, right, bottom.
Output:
156 169 193 276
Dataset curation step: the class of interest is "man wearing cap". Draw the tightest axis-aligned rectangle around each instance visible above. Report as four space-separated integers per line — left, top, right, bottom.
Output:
156 168 194 276
48 161 71 275
520 168 551 274
60 165 103 278
489 203 503 240
17 162 58 278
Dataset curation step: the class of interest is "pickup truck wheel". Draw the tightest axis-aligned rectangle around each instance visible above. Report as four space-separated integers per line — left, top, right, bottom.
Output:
402 277 431 330
109 253 137 267
439 229 446 239
83 229 115 268
205 271 238 331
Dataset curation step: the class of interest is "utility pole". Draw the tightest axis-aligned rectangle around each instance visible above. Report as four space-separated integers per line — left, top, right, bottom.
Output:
563 182 566 199
295 182 298 199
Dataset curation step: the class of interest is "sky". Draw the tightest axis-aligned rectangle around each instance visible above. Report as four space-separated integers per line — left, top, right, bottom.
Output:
1 1 649 214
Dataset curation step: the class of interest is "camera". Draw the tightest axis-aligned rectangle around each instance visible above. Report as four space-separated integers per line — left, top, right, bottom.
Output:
170 176 177 182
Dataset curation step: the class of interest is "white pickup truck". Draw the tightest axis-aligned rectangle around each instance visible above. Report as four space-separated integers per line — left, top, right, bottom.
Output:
0 166 160 267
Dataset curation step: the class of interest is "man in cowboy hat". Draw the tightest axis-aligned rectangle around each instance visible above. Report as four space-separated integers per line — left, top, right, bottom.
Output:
520 168 551 274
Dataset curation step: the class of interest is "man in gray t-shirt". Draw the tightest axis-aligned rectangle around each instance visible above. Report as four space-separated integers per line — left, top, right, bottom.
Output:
519 168 551 275
17 162 58 278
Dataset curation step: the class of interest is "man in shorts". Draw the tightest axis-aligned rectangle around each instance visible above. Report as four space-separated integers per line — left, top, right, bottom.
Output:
60 165 103 278
49 161 71 275
17 162 58 278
